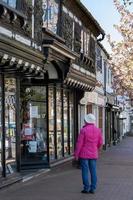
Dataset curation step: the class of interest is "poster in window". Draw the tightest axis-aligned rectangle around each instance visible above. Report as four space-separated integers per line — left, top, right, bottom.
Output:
31 106 38 118
28 141 37 153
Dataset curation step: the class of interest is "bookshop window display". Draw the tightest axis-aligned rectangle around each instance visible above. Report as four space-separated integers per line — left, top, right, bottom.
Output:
49 86 74 161
49 87 56 160
64 90 68 156
5 78 16 173
69 93 74 154
0 77 17 177
20 86 48 165
56 88 63 159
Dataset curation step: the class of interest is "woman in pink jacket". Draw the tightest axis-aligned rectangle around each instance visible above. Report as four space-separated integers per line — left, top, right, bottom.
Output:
74 113 103 194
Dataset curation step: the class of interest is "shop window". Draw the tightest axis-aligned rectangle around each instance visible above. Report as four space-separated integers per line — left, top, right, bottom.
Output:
64 90 68 156
20 86 47 165
49 87 55 160
69 92 74 154
42 0 60 34
5 78 16 175
0 78 16 177
56 88 63 158
49 86 74 160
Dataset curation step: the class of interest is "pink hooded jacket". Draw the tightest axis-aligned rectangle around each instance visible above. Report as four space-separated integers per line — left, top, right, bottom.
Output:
74 123 103 159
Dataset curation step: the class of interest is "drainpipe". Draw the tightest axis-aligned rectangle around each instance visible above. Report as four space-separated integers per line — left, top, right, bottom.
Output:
97 33 105 42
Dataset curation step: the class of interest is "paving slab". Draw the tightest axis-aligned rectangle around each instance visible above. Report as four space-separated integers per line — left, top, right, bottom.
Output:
0 137 133 200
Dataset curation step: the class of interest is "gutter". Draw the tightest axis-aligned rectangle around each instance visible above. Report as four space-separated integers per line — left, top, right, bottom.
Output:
97 33 105 42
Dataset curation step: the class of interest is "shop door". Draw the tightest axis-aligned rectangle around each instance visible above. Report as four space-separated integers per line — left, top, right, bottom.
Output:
20 86 48 168
87 104 92 114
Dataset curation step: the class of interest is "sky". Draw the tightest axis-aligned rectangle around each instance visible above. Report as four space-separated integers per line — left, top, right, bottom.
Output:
81 0 122 53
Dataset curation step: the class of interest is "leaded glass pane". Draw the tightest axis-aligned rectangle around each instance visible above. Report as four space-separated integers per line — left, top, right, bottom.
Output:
42 0 59 34
2 0 16 8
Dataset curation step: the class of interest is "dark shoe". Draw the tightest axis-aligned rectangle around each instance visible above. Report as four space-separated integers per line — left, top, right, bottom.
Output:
81 190 89 194
89 190 95 194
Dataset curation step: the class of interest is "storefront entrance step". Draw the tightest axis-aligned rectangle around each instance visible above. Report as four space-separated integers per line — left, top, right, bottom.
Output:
21 163 49 170
22 169 50 182
0 173 22 189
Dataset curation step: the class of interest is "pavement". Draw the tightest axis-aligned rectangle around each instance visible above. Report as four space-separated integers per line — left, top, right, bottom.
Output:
1 136 133 200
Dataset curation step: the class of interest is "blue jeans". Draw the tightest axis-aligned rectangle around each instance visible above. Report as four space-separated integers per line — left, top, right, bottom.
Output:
80 158 97 191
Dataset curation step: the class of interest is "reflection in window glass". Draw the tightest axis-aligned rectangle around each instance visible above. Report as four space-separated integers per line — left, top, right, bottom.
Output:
70 93 74 154
20 86 47 164
81 30 84 53
64 90 68 156
84 31 87 55
42 0 59 34
0 81 2 176
49 87 55 160
5 78 16 174
84 31 90 55
86 33 90 55
2 0 16 8
56 89 62 158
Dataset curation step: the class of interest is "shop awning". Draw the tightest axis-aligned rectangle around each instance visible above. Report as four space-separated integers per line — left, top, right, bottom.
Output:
64 63 96 91
0 35 46 77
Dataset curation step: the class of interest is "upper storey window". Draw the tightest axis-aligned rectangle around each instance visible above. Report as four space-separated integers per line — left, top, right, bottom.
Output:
81 29 90 55
96 47 102 72
62 6 82 53
42 0 60 34
2 0 16 8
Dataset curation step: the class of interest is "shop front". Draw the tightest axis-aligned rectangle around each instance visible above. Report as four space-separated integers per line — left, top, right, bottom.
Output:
0 36 46 176
80 91 105 143
0 38 83 176
0 33 97 178
0 54 77 177
20 81 75 168
105 94 116 147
